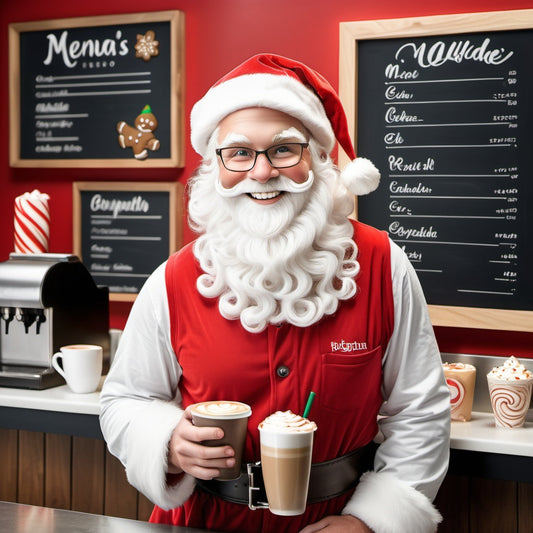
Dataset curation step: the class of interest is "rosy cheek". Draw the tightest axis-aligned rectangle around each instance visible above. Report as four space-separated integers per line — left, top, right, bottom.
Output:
219 167 246 189
284 162 310 184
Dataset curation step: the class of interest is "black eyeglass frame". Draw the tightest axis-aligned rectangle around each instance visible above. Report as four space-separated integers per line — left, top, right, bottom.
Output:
215 142 309 172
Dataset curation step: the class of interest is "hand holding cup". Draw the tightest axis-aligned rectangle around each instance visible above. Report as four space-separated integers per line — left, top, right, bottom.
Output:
189 401 252 480
167 408 238 480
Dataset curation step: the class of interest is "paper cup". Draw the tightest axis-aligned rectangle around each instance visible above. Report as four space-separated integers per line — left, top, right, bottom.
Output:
190 401 251 480
443 363 476 422
487 374 533 428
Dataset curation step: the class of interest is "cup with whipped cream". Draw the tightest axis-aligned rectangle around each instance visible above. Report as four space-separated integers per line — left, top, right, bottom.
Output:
190 401 252 479
258 410 317 516
443 362 476 421
487 356 533 428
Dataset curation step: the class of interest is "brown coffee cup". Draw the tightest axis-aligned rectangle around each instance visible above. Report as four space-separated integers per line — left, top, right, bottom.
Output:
190 401 252 480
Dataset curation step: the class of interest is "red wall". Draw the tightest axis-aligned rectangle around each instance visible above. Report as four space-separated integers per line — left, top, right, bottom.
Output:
1 0 532 357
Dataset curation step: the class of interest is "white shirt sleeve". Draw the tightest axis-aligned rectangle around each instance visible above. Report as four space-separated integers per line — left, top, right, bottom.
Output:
99 262 197 510
342 239 451 533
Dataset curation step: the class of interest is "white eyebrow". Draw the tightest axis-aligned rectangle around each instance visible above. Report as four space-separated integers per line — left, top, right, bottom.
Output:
272 127 307 144
218 127 307 148
218 132 251 147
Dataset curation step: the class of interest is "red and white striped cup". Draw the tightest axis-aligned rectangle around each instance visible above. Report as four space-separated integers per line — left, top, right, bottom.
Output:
14 190 50 253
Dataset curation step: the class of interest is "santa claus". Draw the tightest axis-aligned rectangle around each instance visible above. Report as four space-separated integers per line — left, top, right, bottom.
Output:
100 54 450 533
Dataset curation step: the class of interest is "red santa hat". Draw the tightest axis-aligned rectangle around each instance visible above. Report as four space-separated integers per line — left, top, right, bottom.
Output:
190 53 380 196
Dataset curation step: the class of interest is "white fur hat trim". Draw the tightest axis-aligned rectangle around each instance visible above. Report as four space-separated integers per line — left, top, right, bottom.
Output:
190 73 335 156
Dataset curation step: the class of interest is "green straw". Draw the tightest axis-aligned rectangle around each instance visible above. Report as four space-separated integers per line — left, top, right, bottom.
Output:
302 391 316 419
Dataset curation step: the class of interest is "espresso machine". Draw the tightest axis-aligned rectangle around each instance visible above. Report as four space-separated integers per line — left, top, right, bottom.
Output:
0 253 110 389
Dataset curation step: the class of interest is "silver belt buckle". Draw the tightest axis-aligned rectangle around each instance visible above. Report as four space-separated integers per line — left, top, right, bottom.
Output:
247 461 269 510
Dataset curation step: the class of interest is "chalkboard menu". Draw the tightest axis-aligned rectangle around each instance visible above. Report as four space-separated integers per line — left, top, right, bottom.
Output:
340 11 533 331
9 11 184 167
73 182 183 301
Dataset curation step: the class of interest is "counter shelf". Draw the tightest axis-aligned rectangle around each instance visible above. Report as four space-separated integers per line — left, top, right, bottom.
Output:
0 377 103 439
448 411 533 484
0 501 218 533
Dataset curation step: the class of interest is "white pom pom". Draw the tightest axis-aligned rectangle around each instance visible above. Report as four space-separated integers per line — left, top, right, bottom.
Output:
340 157 380 196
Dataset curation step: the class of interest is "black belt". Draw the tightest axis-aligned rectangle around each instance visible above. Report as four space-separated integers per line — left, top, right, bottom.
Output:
196 442 377 509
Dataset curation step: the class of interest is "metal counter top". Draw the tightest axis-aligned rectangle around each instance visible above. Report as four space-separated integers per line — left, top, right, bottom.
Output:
0 501 219 533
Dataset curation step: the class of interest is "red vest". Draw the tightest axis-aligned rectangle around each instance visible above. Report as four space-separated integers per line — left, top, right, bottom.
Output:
152 220 394 531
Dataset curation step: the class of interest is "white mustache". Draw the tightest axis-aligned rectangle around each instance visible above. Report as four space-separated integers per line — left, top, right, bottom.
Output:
215 171 315 198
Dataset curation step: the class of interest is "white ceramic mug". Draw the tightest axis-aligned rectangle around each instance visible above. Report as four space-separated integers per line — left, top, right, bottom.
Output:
52 344 103 393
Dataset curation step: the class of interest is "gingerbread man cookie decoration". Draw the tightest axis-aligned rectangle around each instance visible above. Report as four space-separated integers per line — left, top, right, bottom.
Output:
117 105 160 160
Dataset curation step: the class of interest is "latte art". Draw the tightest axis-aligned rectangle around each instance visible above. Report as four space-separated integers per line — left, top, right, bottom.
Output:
190 401 251 419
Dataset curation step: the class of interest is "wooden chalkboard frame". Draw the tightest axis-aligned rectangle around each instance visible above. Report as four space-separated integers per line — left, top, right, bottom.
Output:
339 9 533 332
73 181 183 302
9 11 184 168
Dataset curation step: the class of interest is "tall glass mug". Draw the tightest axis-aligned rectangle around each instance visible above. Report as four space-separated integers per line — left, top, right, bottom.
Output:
258 411 317 516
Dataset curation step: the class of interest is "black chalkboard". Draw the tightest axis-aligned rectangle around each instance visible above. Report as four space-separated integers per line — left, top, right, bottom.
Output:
341 17 533 322
9 11 184 167
73 182 183 301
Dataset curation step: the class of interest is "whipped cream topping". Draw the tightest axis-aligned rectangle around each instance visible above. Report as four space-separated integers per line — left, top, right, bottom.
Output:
443 362 476 372
259 410 317 433
487 356 533 381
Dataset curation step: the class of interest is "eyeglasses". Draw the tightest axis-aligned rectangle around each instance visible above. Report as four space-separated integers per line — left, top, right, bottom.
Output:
216 142 309 172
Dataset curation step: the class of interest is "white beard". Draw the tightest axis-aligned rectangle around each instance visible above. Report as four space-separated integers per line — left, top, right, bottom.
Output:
188 139 359 333
214 173 314 239
230 192 305 241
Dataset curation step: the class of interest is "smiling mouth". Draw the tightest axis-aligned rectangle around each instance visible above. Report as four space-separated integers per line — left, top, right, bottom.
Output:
248 191 282 201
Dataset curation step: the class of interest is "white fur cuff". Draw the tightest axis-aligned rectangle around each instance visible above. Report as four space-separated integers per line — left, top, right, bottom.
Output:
126 399 196 510
343 471 442 533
